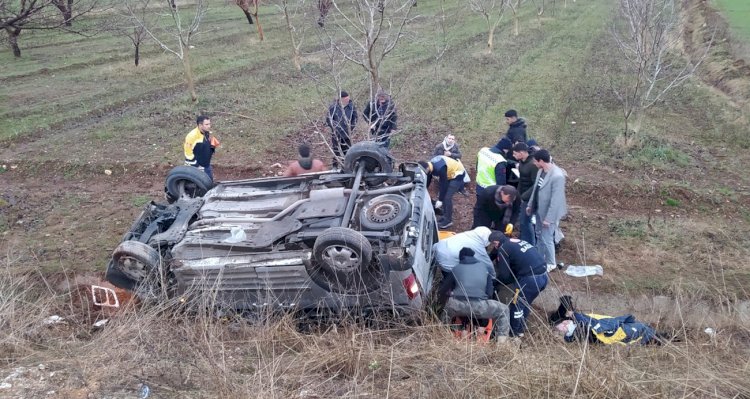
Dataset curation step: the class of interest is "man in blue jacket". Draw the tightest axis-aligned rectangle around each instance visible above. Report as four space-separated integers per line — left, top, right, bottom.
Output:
490 231 548 337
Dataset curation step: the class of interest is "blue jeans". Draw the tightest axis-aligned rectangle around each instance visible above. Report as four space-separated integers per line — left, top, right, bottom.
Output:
535 217 557 266
519 201 535 245
509 273 548 335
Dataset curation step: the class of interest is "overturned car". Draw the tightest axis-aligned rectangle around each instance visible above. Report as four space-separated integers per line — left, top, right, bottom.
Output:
105 142 439 317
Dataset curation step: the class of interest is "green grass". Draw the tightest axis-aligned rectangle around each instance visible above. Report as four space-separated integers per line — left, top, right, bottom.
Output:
716 0 750 40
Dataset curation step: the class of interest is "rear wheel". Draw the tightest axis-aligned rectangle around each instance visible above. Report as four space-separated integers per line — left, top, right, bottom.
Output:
309 227 380 294
165 166 213 201
343 142 393 185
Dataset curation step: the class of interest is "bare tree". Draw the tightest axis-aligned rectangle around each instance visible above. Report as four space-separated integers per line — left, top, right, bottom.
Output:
278 0 311 71
127 0 207 102
317 0 331 27
109 0 154 66
469 0 505 54
1 0 99 57
610 0 711 141
235 0 263 41
506 0 525 36
319 0 418 96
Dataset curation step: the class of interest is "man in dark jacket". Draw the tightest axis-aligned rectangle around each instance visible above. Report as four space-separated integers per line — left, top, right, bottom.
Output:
490 231 548 337
503 109 527 144
512 142 539 244
326 91 357 167
363 90 397 148
439 247 510 339
472 185 521 234
419 156 466 229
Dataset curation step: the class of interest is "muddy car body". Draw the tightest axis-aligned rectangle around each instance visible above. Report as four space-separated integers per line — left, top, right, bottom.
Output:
105 143 439 317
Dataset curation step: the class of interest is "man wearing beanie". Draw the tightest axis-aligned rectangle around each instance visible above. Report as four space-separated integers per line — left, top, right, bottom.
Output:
489 231 548 337
283 143 327 177
511 142 539 244
326 90 357 167
439 247 510 339
503 109 527 144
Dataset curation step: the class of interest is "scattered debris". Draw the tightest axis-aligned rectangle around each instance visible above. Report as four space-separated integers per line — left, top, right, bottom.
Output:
43 315 65 325
93 319 109 329
564 265 604 277
223 226 247 243
104 169 112 175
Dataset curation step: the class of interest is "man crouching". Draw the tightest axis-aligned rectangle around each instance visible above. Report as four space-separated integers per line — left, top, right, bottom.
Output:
439 247 510 340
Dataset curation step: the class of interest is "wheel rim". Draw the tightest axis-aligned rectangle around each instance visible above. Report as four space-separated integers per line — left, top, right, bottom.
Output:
119 255 149 280
321 245 361 272
366 199 401 223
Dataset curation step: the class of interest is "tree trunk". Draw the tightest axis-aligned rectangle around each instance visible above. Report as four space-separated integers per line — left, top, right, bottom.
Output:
64 0 73 27
282 1 301 71
513 14 519 36
487 27 495 54
6 27 21 57
254 14 264 41
134 42 140 66
242 9 254 25
182 48 198 103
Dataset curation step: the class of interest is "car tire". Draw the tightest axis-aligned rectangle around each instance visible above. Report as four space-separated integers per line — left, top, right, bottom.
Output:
359 194 411 231
310 227 379 293
343 142 393 185
111 240 161 282
165 166 213 201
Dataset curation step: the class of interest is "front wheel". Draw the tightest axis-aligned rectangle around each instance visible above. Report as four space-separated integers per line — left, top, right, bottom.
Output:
165 166 213 202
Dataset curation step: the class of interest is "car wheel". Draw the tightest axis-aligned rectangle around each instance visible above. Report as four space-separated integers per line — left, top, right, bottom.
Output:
165 166 213 201
111 241 161 282
359 194 411 231
343 142 393 185
310 227 379 293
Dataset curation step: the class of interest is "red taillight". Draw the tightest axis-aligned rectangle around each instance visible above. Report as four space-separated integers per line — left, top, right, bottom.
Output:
403 274 420 300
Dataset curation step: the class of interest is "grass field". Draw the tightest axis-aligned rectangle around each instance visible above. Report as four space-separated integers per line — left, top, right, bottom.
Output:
716 0 750 40
2 0 750 397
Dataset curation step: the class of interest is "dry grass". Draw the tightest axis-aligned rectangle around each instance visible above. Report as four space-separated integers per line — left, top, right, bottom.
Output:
1 262 750 398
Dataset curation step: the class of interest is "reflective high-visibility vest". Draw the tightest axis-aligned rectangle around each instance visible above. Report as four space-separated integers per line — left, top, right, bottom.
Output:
475 147 506 188
585 313 641 345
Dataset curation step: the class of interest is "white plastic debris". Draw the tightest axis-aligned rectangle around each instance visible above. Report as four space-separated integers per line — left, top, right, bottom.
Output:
0 382 11 389
704 327 716 337
43 315 65 325
564 265 604 277
223 226 247 243
104 169 112 175
93 319 109 328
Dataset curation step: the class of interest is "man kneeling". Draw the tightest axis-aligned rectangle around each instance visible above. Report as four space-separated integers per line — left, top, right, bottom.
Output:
440 247 510 340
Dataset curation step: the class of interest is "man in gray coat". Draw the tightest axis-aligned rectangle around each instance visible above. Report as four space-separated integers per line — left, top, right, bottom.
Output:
526 149 567 272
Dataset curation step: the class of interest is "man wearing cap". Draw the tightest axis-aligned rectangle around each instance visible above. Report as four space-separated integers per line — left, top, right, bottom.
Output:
503 109 527 144
418 155 466 229
326 91 357 167
511 142 540 244
489 231 548 337
363 90 397 148
283 143 327 177
438 247 510 339
526 149 567 272
474 146 508 198
472 185 521 235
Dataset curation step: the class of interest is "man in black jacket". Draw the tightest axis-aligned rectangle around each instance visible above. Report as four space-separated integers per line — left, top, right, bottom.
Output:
472 185 521 234
326 91 357 167
503 109 527 144
363 90 397 148
490 231 548 337
512 142 539 244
